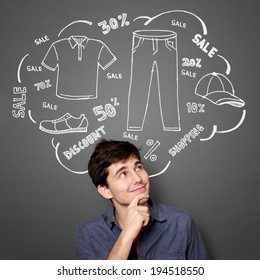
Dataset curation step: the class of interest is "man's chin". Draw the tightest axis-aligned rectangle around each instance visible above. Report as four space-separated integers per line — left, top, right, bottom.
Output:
138 196 149 206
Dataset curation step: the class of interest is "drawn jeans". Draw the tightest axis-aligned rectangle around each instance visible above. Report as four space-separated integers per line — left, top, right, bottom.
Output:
127 30 180 131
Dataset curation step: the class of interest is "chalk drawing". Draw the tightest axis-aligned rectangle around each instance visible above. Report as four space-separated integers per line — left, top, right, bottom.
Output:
200 109 246 141
28 110 36 124
217 55 231 75
11 9 246 175
17 54 29 83
149 161 171 178
144 139 161 161
134 10 207 35
127 29 180 131
98 13 130 35
52 139 88 175
39 113 89 134
41 36 116 100
195 72 245 108
58 20 92 37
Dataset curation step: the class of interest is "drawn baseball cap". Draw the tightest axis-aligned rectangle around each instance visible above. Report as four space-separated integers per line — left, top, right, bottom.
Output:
195 72 245 107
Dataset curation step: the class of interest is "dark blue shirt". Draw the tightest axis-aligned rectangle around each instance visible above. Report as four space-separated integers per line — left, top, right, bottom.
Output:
76 201 209 259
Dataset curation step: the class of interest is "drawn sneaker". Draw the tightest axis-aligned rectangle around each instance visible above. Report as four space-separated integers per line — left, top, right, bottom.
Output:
39 113 89 134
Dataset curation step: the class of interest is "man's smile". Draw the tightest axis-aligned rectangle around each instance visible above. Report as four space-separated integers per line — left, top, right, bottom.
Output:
130 185 146 193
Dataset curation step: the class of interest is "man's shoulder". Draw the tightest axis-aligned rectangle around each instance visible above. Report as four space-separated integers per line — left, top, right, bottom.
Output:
153 202 196 235
78 209 112 230
156 201 189 213
79 215 102 227
155 202 193 222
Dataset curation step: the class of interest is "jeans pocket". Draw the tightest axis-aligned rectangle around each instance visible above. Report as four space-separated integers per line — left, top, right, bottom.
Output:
166 38 177 51
132 37 143 53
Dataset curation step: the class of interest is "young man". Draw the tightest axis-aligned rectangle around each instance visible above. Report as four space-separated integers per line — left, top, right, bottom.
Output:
76 139 208 259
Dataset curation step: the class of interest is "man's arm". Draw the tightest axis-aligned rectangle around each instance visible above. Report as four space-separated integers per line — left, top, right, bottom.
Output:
107 194 150 260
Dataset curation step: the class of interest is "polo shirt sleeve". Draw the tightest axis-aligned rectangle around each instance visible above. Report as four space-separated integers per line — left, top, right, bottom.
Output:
41 43 58 71
98 43 116 70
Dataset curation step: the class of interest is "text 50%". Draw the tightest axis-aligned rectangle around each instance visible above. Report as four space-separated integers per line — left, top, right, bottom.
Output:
93 97 119 122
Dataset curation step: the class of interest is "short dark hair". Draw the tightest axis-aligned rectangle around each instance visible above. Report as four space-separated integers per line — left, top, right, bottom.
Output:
88 139 141 187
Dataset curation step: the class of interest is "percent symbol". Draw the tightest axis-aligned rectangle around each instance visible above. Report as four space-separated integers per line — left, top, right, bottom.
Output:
117 13 130 26
196 58 202 68
111 97 120 106
198 103 205 113
144 140 161 161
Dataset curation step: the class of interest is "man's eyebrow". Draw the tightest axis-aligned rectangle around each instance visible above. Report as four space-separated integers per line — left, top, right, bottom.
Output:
135 160 143 166
114 160 143 177
114 166 127 177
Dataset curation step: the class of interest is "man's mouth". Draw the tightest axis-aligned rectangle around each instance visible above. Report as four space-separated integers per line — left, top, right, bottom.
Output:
130 186 146 193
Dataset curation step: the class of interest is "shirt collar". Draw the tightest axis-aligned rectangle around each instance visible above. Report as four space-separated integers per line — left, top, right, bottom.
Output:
104 199 167 230
150 199 167 223
103 207 118 230
69 36 88 49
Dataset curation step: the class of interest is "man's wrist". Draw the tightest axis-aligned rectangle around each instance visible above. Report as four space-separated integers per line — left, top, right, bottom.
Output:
121 229 136 244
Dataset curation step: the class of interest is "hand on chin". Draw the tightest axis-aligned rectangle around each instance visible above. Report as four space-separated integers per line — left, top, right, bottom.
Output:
137 196 149 206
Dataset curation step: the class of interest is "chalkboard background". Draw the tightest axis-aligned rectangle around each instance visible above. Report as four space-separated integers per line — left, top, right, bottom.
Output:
1 0 260 259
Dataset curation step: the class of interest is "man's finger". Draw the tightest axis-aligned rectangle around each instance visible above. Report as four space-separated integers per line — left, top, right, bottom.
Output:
130 193 149 206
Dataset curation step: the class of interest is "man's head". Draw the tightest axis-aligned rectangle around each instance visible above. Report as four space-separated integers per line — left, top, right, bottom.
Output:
88 139 141 188
88 139 150 207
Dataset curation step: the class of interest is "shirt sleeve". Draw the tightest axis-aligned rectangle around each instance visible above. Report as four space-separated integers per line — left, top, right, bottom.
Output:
76 220 113 260
76 223 97 260
41 43 58 71
186 217 209 260
98 43 116 70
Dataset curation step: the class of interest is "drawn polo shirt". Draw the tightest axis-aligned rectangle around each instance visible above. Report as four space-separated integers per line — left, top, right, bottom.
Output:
41 36 116 100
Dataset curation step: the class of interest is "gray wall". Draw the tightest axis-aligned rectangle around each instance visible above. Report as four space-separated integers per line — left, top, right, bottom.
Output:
1 0 259 259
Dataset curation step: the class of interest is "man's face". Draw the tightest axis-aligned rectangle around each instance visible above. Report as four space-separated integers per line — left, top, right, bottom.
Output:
104 155 150 208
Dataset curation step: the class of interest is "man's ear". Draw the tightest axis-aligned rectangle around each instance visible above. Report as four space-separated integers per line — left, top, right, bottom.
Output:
97 185 113 200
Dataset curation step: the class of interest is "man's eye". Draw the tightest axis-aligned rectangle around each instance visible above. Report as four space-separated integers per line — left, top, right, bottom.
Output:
120 172 127 178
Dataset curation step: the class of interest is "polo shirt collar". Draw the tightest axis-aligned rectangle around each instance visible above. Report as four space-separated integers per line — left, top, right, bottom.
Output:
69 36 88 49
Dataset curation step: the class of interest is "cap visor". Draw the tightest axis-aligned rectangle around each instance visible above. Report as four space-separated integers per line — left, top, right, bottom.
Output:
205 91 245 107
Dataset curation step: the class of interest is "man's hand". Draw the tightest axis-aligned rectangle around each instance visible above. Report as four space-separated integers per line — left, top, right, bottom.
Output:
122 193 150 241
107 194 150 259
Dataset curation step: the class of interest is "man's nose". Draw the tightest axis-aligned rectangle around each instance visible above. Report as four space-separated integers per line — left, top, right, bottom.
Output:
132 171 142 184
